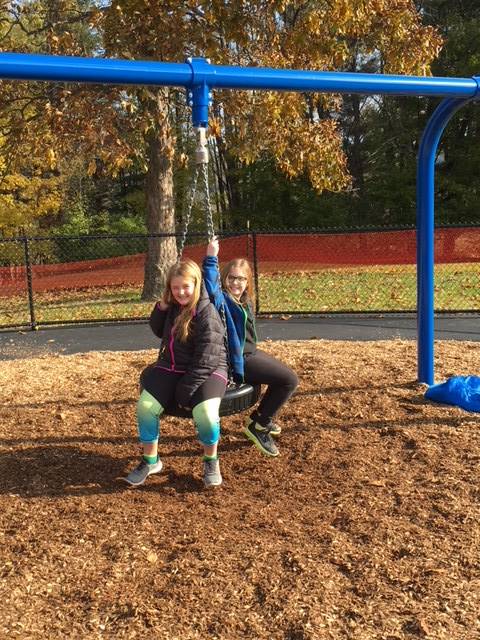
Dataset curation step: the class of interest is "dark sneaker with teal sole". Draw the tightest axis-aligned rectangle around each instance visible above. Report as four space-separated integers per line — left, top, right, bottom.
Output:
243 420 279 457
203 458 222 487
123 458 163 486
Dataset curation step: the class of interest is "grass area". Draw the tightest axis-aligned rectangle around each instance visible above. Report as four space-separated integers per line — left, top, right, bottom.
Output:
1 263 479 327
0 285 152 326
259 263 480 313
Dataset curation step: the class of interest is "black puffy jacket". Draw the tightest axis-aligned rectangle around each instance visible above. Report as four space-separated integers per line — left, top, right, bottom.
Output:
149 285 227 407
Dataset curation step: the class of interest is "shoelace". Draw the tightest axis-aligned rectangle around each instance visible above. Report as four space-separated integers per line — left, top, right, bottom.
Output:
205 459 218 473
255 423 272 435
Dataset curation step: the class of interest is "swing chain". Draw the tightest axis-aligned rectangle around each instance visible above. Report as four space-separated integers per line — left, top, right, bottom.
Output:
176 164 199 259
195 126 216 242
194 129 232 379
177 126 216 259
200 161 216 242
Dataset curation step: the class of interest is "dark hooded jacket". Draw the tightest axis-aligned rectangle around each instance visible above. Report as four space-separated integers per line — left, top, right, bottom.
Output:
149 284 227 407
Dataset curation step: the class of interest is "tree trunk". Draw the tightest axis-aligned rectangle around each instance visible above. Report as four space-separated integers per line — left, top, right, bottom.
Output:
141 89 177 301
348 94 365 193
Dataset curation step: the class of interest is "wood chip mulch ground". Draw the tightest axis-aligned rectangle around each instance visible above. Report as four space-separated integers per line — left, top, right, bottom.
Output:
1 339 479 639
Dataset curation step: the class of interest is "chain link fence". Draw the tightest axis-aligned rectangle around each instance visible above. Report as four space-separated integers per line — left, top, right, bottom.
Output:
1 225 479 330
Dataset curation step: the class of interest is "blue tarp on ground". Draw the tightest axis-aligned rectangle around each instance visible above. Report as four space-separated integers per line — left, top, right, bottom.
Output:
425 375 480 412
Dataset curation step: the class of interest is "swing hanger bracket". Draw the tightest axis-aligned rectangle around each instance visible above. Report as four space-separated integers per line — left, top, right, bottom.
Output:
194 126 209 165
186 57 213 128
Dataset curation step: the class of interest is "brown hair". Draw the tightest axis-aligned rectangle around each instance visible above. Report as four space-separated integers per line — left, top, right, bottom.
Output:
163 258 202 341
220 258 255 305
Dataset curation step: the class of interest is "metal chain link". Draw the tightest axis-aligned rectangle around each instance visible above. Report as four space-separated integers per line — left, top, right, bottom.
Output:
176 127 217 260
200 161 216 242
176 164 199 260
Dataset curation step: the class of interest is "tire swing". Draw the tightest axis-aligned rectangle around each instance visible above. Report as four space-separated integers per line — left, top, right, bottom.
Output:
140 126 261 419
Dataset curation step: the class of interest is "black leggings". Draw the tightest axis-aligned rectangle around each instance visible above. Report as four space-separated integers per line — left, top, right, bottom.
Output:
243 349 298 426
143 366 227 410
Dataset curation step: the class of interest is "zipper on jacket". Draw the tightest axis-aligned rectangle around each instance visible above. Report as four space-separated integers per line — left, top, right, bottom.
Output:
250 304 258 343
236 301 248 352
169 328 176 370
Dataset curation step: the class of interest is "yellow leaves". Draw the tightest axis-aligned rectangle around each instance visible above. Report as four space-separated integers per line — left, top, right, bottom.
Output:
87 160 97 177
96 150 133 179
46 148 56 170
204 0 442 196
0 167 64 235
120 99 137 114
226 84 350 193
88 8 104 29
208 117 222 138
2 0 443 215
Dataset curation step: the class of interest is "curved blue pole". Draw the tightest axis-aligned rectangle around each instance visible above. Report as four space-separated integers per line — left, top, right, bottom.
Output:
417 97 471 384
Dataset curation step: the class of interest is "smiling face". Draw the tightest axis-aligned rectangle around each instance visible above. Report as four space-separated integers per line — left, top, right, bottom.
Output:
170 275 196 306
226 266 248 300
221 258 254 303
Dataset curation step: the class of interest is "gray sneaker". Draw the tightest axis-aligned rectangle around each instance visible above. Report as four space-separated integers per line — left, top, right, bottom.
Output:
123 458 163 487
250 414 281 436
243 420 279 457
268 422 281 436
203 458 222 487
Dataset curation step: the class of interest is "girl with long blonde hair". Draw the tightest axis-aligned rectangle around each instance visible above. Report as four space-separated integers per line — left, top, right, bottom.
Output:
124 258 228 488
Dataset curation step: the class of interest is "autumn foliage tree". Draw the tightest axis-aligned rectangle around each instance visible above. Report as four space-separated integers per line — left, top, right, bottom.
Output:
0 1 65 235
203 1 443 208
0 0 134 240
1 1 442 296
104 0 442 297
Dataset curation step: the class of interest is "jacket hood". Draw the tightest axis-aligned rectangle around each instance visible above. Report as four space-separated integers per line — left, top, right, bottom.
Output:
196 282 212 315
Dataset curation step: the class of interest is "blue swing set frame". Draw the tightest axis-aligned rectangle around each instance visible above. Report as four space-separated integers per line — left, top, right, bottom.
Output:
0 52 479 385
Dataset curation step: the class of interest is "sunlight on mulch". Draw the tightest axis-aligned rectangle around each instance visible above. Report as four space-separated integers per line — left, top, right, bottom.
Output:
1 340 479 639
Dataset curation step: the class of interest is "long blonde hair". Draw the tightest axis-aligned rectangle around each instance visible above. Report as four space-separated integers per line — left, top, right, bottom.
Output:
220 258 255 305
163 258 202 341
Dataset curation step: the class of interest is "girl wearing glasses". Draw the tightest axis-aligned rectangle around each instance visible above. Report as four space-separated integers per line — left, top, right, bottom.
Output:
203 238 298 457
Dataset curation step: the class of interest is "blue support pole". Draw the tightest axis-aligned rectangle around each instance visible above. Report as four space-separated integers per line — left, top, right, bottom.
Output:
416 97 471 384
186 58 212 128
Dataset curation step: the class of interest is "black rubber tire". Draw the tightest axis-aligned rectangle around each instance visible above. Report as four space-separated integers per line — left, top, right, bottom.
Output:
139 363 260 418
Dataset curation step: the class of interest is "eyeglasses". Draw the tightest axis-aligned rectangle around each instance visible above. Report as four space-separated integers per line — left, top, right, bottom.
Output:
227 275 247 284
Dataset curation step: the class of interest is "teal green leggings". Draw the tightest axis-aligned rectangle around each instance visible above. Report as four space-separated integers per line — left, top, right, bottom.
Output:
136 389 221 446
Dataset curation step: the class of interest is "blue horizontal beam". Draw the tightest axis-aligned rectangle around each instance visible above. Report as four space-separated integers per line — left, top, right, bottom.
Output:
209 64 479 98
0 52 479 99
0 53 192 87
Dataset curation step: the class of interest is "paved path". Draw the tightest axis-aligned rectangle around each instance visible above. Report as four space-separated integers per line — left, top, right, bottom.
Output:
0 314 478 361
